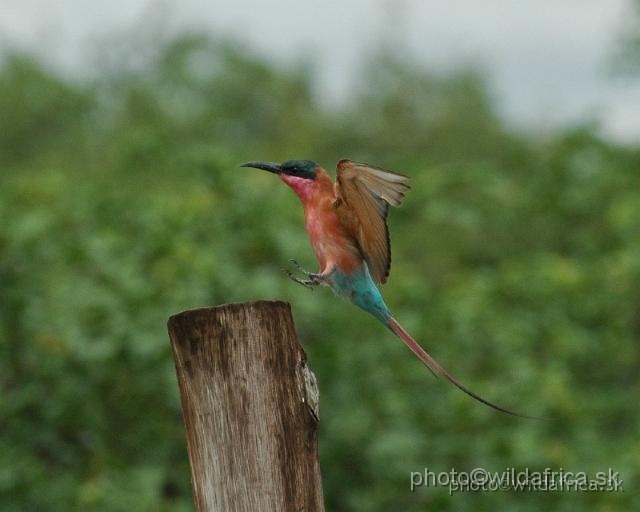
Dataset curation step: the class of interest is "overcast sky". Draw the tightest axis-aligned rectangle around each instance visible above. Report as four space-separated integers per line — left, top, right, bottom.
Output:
2 0 639 140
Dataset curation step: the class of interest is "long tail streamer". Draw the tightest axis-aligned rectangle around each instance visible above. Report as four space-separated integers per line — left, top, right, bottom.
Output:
387 316 540 419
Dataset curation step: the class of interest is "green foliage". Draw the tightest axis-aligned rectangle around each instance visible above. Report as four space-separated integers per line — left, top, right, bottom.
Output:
612 0 640 74
1 32 639 511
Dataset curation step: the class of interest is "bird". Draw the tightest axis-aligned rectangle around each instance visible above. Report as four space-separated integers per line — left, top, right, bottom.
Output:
241 158 528 417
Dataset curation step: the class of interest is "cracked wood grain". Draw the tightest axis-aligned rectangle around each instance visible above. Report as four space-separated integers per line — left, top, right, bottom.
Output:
168 300 324 512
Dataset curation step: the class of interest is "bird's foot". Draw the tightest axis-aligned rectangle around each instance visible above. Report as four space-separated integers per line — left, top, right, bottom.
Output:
284 270 319 290
284 260 322 290
289 259 316 277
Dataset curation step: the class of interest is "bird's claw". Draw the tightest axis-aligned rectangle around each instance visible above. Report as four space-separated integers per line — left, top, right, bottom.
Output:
283 270 315 290
283 260 322 290
289 259 315 277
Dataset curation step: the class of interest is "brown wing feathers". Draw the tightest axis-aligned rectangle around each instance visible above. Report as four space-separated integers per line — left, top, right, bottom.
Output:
335 159 410 284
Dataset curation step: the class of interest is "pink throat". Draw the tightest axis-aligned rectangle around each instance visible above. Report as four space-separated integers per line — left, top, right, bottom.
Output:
279 174 315 201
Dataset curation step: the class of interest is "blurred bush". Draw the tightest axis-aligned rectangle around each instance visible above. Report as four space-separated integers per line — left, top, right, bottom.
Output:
1 32 639 511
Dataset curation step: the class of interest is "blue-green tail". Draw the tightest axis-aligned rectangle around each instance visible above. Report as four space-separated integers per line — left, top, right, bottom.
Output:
330 265 536 418
329 265 391 323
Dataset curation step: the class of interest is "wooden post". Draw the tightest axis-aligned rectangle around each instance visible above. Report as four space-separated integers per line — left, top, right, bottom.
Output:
167 300 324 512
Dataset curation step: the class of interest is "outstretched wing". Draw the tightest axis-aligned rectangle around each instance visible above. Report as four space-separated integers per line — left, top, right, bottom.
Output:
335 159 410 284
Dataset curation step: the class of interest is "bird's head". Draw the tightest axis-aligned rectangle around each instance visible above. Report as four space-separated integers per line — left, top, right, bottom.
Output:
241 159 318 179
241 159 319 200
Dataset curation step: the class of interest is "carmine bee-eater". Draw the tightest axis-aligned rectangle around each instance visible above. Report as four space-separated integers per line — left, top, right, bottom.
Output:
242 158 526 417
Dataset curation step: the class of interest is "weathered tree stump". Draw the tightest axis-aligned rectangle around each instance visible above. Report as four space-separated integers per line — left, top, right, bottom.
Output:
168 300 323 512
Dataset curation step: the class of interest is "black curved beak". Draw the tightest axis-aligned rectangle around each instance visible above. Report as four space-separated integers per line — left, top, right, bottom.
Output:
240 161 282 174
